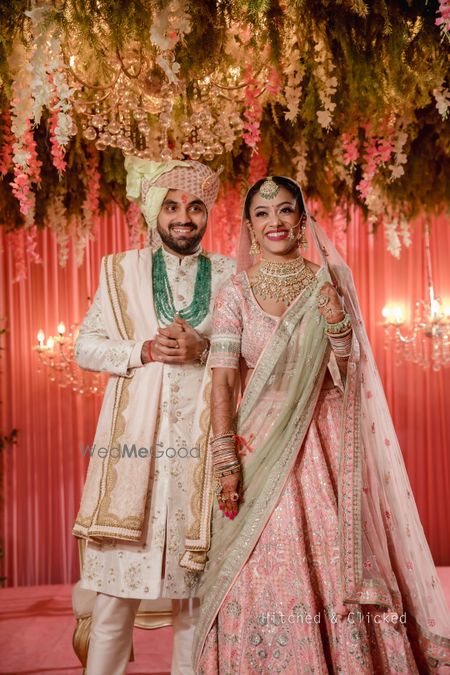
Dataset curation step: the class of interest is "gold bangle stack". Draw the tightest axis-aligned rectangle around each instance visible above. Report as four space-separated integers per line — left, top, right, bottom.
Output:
210 431 240 478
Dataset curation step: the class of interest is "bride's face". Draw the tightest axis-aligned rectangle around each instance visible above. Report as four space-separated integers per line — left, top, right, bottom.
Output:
247 185 304 257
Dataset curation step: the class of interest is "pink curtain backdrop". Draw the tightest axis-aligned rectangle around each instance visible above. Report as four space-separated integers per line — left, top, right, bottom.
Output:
1 204 449 587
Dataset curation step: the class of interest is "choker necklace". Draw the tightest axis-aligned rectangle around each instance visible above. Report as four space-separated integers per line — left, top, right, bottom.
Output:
250 256 316 306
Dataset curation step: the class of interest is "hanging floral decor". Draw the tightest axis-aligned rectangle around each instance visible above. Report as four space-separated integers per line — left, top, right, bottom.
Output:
0 0 449 275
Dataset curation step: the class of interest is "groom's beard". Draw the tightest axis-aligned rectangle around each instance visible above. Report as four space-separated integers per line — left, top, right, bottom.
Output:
157 221 207 255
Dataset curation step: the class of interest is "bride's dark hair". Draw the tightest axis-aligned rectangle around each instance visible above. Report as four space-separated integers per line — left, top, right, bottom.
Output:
244 176 305 220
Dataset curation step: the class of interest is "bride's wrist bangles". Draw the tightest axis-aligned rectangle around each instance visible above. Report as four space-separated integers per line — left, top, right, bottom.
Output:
210 431 240 478
324 311 352 358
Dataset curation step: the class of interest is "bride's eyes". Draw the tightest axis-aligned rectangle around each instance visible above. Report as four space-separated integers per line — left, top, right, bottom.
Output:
254 207 294 217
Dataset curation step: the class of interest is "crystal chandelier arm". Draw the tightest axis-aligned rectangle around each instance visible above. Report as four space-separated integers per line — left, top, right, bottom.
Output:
74 289 144 378
395 325 420 344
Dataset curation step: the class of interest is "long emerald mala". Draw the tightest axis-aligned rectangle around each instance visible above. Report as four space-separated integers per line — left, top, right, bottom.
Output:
152 247 212 327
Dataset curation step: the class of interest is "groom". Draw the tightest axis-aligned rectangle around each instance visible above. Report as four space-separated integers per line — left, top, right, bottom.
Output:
72 158 234 674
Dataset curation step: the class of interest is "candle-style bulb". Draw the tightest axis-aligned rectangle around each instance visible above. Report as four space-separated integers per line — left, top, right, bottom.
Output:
57 322 65 336
37 329 45 345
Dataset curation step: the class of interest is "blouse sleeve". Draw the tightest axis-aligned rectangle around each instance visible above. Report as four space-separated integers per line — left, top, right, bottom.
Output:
209 277 242 369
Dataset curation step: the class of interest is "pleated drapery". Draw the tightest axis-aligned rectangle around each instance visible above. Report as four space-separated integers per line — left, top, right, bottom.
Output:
0 205 449 586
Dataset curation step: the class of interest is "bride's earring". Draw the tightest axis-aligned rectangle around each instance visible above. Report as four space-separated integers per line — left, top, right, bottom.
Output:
297 216 308 248
248 226 261 257
298 226 308 248
288 227 296 241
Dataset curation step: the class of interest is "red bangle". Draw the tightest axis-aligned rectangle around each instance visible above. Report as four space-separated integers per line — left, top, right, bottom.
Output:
147 340 154 363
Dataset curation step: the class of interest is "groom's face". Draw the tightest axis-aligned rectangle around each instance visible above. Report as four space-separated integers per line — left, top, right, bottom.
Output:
157 189 208 255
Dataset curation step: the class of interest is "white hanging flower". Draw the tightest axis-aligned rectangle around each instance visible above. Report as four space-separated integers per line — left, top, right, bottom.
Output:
314 38 338 130
433 82 450 119
150 0 191 83
293 140 308 186
399 219 412 248
385 220 402 258
388 127 408 181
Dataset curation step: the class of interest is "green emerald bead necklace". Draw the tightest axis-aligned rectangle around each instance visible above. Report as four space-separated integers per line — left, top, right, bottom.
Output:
152 247 212 327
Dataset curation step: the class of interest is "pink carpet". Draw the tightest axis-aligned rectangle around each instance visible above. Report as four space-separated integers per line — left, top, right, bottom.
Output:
0 584 172 674
1 571 450 674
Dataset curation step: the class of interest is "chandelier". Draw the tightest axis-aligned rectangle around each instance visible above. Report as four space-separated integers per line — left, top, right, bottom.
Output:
33 322 105 396
62 0 275 165
382 223 450 371
70 53 257 162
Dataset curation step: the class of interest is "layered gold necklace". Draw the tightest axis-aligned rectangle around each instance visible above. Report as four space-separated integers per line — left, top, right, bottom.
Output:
250 256 316 306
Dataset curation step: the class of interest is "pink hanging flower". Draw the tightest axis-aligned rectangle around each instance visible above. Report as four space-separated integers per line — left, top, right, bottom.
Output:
341 133 359 166
25 225 42 265
242 67 263 149
82 147 101 221
356 129 395 201
265 67 281 96
10 119 41 219
436 0 450 35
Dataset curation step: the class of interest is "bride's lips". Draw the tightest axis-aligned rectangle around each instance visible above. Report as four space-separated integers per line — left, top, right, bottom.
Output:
265 229 289 241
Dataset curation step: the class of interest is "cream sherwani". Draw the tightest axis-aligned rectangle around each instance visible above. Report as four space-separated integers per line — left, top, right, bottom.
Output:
74 245 234 600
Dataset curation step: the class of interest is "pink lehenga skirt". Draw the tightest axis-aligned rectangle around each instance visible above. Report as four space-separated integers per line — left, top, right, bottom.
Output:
198 387 420 674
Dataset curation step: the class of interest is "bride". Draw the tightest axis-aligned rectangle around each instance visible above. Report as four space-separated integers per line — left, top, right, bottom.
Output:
181 176 450 673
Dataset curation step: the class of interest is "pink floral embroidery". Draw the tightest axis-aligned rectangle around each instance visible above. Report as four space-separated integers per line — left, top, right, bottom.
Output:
384 438 391 446
366 390 373 399
363 559 373 570
406 560 414 571
371 422 375 433
427 617 436 628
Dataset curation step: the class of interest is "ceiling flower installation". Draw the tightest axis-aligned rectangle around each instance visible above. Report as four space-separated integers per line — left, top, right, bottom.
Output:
0 0 449 277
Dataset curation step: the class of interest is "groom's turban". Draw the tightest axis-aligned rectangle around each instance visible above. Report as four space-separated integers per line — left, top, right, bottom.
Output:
125 157 222 229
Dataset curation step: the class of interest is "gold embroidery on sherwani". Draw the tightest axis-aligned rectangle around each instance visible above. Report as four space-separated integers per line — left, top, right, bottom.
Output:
104 254 127 340
114 253 134 342
92 254 145 536
74 375 122 531
180 378 214 570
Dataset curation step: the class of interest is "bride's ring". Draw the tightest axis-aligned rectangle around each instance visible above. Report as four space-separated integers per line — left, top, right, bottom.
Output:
230 493 240 502
318 294 330 308
175 341 179 349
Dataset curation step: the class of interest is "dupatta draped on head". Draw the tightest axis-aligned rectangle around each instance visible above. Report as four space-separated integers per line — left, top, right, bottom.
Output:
184 178 450 672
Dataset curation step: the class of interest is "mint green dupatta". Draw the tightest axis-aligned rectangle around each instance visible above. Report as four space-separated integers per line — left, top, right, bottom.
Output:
193 267 333 667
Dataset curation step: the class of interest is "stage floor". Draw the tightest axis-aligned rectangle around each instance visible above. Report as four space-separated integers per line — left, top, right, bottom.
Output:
1 570 450 674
